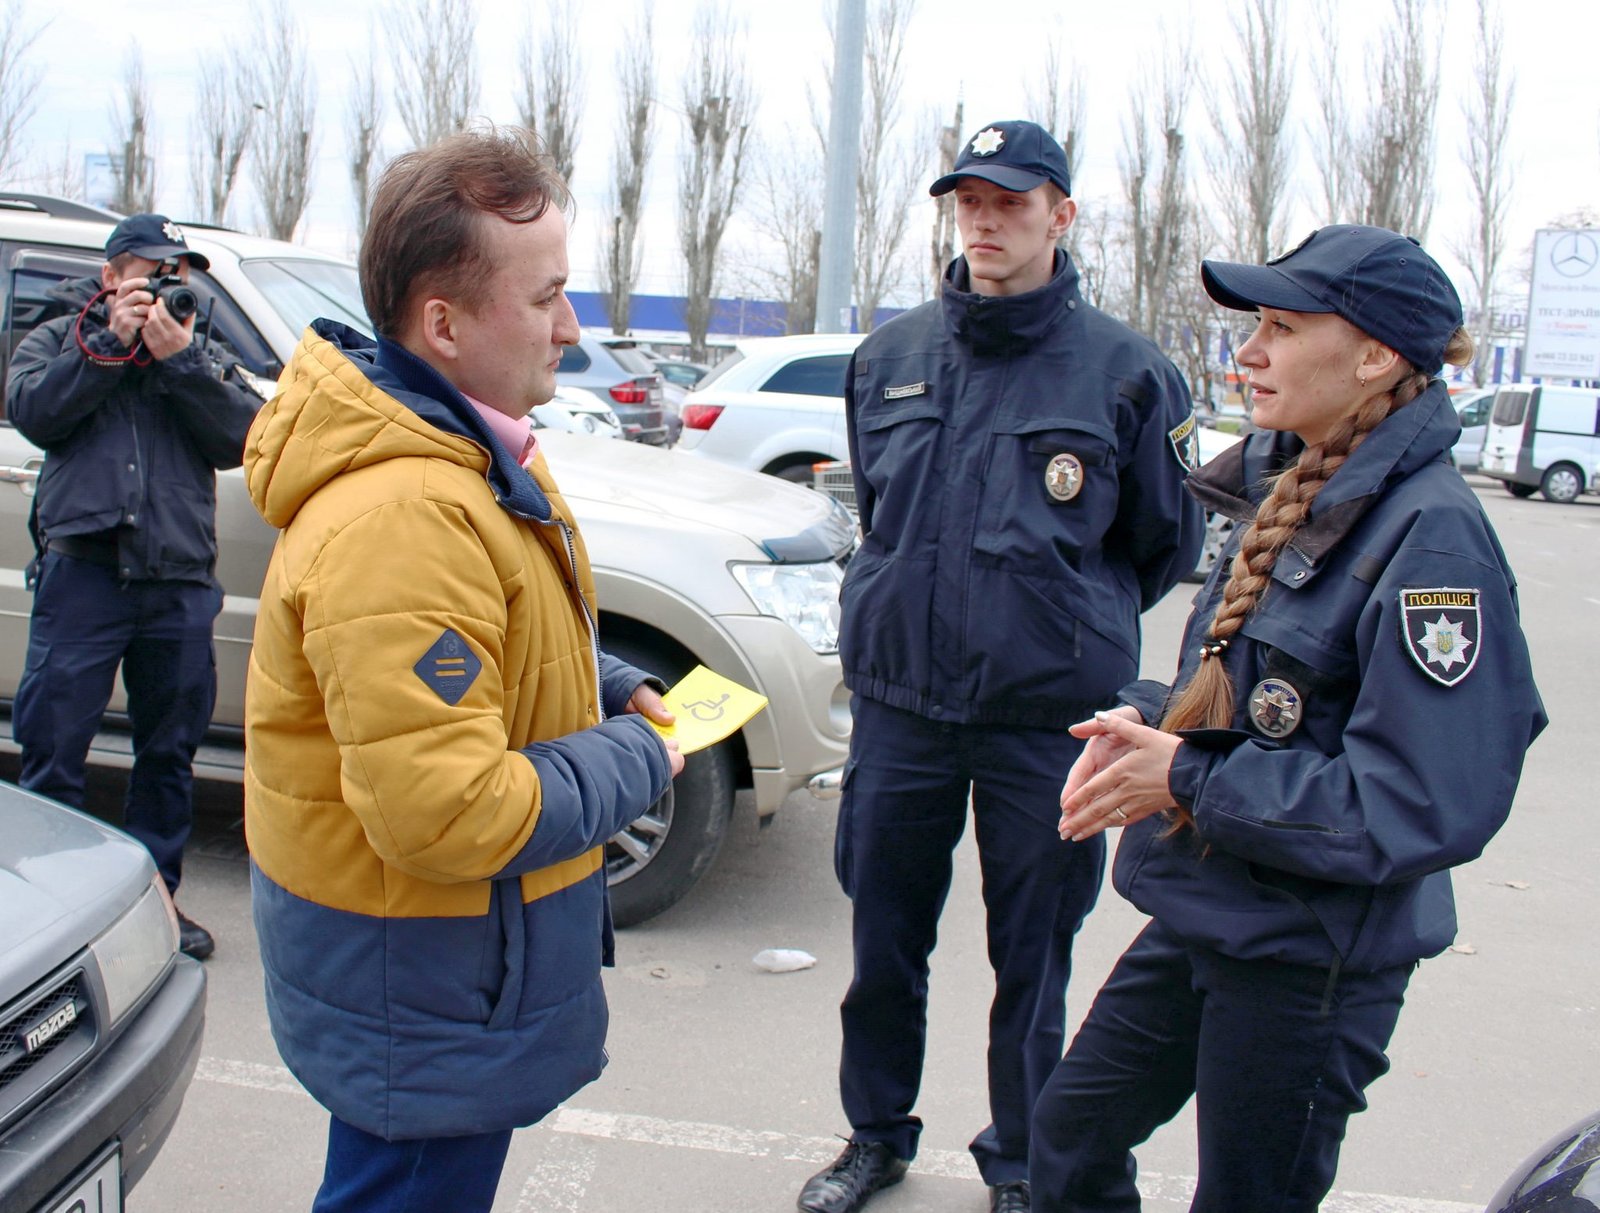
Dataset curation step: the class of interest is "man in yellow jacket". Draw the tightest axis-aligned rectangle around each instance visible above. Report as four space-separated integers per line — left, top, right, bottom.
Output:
242 126 683 1213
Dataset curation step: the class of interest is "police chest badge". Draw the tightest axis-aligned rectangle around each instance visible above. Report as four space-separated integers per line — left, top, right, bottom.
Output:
1400 588 1481 687
1248 678 1303 738
1044 452 1084 502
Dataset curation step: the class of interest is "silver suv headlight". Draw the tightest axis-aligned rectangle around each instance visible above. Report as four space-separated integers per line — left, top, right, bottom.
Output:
91 876 179 1026
730 561 843 654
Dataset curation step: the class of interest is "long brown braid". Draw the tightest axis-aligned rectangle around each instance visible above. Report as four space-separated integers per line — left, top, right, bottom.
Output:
1157 327 1476 829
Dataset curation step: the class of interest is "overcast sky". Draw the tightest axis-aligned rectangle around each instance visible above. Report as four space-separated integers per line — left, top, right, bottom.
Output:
18 0 1600 309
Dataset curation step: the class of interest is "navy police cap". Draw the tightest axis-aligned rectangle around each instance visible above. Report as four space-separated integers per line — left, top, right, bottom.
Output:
1201 225 1463 376
104 213 211 271
929 120 1072 199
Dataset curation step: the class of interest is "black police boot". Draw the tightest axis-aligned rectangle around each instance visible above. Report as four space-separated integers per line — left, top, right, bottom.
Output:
796 1140 908 1213
176 911 215 961
989 1180 1030 1212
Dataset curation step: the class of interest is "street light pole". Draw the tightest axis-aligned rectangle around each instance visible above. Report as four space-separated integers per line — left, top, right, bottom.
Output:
815 0 864 334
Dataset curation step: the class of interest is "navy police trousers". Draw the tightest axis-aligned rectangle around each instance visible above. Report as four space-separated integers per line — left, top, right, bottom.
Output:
312 1115 513 1213
833 696 1104 1186
15 552 220 895
1029 919 1411 1212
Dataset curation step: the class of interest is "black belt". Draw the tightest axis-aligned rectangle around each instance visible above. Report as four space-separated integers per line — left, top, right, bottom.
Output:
47 534 120 567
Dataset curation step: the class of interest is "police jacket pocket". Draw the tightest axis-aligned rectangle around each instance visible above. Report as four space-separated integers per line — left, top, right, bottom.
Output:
851 402 946 546
975 419 1120 566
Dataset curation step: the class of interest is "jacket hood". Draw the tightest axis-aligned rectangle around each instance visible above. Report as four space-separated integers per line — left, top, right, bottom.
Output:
1187 379 1462 563
46 276 103 312
940 249 1081 355
244 319 553 529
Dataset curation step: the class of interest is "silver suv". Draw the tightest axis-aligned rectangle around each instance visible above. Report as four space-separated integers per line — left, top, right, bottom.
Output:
0 197 852 926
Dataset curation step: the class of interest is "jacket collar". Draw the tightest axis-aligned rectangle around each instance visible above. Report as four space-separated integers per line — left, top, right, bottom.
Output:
940 249 1080 355
321 322 553 522
1187 379 1462 562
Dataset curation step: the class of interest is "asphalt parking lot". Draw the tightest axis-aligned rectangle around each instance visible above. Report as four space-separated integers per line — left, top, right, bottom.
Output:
28 476 1599 1212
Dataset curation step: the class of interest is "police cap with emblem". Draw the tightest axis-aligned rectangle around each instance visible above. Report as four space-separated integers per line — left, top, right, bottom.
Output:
1200 225 1462 376
929 119 1072 199
105 212 211 271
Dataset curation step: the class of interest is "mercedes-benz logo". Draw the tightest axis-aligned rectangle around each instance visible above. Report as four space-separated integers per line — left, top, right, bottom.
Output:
1549 231 1599 278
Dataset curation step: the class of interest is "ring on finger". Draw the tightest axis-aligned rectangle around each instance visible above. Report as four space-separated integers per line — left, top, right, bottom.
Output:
1112 806 1129 822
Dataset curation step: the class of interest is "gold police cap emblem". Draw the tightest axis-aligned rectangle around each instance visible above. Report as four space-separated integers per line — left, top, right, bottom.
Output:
1045 452 1084 502
1248 678 1303 738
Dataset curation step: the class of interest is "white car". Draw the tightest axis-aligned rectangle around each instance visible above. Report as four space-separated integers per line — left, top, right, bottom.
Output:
676 333 865 483
533 385 624 439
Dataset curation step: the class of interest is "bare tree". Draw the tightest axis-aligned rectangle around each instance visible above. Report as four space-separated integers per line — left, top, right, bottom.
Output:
392 0 478 150
1025 31 1089 269
348 38 384 240
1025 31 1087 189
188 51 258 224
928 98 963 297
1308 0 1359 224
517 0 582 184
1205 0 1293 262
0 0 43 180
1452 0 1515 385
749 135 824 333
852 0 919 332
677 5 753 360
599 8 655 334
1120 46 1196 345
109 50 157 214
248 0 316 241
1355 0 1441 238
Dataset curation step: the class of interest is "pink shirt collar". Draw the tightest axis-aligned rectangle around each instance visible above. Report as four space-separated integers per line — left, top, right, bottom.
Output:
462 394 538 467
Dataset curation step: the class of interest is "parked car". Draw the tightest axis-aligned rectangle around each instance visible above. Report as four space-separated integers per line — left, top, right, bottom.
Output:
534 384 624 439
0 784 205 1211
1479 382 1600 503
1485 1105 1600 1211
1449 385 1494 474
676 333 865 482
556 331 672 446
0 199 853 926
649 356 712 392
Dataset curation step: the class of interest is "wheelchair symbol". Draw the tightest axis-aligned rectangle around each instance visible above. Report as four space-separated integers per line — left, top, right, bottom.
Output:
684 694 730 722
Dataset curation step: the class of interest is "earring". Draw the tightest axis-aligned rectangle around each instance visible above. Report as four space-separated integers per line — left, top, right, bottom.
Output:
1359 373 1368 387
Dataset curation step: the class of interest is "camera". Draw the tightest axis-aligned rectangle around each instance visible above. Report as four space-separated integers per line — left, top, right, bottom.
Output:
146 275 199 323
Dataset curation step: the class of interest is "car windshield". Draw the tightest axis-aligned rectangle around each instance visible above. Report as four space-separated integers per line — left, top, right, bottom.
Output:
241 258 372 337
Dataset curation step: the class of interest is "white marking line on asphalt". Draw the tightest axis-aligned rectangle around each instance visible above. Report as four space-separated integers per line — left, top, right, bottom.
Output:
197 1057 1479 1213
515 1135 597 1213
1586 597 1600 607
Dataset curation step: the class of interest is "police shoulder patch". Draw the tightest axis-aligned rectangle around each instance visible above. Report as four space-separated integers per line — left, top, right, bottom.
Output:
1399 587 1481 687
1167 411 1199 473
414 628 483 705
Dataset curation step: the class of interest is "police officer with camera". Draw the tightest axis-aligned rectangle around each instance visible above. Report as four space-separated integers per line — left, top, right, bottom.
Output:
7 213 260 960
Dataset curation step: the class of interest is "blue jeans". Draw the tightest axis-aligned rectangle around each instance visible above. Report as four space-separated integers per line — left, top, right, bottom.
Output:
834 696 1104 1185
312 1116 514 1213
15 552 220 894
1029 919 1411 1212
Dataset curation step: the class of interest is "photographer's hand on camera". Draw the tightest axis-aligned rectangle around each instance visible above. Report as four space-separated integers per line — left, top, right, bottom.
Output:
105 275 193 360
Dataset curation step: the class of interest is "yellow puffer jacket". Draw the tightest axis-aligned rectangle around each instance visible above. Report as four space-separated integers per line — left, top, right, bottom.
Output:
243 320 671 1140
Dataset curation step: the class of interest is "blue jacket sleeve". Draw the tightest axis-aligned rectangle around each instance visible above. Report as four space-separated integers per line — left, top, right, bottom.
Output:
155 342 262 471
498 714 673 876
7 316 127 447
1170 546 1545 887
1112 362 1206 610
843 351 876 537
597 650 665 719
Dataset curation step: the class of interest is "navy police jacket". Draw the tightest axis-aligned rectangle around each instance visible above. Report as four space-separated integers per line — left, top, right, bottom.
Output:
7 277 260 584
839 252 1204 730
1115 381 1546 973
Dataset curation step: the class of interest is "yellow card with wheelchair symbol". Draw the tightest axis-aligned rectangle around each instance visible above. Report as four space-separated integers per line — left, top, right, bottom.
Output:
649 665 768 754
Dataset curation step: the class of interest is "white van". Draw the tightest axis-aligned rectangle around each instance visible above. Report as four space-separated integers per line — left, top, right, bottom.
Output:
1478 383 1600 503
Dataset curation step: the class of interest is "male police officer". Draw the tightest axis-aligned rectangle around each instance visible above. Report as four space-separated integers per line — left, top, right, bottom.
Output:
8 214 259 960
797 121 1203 1213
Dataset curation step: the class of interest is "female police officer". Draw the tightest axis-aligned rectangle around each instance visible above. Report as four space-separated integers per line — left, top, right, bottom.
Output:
1027 225 1546 1212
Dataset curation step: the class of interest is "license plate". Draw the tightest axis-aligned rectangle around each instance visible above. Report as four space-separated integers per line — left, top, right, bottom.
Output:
41 1147 121 1213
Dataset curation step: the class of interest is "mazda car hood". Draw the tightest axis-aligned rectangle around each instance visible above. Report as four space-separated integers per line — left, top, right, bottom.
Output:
0 789 153 1003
